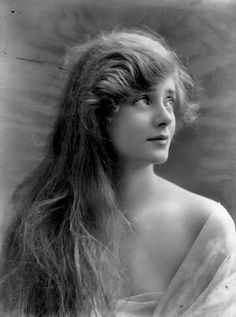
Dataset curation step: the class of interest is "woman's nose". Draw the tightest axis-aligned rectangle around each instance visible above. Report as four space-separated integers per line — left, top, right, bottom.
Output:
152 102 173 127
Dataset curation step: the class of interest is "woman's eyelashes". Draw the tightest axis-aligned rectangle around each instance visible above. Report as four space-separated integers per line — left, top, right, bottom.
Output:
164 96 176 108
133 94 176 108
134 94 151 106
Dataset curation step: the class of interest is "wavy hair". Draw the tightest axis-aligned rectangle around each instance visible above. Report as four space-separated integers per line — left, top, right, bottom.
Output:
0 29 200 316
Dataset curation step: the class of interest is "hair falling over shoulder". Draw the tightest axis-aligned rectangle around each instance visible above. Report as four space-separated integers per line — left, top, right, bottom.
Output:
0 28 200 316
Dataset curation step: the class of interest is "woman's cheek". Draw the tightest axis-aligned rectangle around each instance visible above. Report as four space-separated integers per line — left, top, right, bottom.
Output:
114 125 139 156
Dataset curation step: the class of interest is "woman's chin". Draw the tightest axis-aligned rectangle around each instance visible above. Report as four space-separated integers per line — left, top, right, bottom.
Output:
154 158 168 165
150 154 169 165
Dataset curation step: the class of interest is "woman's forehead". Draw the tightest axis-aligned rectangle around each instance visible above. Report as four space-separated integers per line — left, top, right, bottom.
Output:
143 76 177 95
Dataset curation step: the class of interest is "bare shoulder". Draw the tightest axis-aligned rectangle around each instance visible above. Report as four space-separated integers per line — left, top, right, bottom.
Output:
159 177 235 235
126 177 235 293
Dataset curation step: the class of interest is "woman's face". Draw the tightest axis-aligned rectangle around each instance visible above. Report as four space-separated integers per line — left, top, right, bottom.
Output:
109 75 176 165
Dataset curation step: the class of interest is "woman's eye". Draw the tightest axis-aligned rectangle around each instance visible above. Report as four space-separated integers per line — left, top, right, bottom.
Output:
165 96 175 107
134 95 151 106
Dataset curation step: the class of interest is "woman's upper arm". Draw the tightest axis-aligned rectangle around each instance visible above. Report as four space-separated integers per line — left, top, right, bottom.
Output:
213 201 236 236
189 196 236 248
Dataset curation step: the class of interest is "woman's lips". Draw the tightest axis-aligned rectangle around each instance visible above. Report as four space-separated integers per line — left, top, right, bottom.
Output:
147 135 169 146
147 135 168 141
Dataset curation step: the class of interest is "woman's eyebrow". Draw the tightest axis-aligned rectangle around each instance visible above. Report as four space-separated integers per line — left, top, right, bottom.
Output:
166 88 176 96
146 87 177 96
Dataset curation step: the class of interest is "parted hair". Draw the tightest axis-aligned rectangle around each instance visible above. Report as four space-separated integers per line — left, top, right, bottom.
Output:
0 29 200 316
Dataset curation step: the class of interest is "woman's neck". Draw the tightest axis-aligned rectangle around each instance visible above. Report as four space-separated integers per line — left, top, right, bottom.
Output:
117 161 162 216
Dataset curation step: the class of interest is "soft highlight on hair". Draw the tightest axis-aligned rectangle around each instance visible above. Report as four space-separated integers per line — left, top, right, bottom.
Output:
0 29 200 317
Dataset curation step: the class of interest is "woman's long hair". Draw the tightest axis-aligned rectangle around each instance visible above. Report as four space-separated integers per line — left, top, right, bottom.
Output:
0 29 199 316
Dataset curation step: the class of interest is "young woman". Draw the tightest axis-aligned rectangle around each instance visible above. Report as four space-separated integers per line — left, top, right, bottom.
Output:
0 29 236 317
